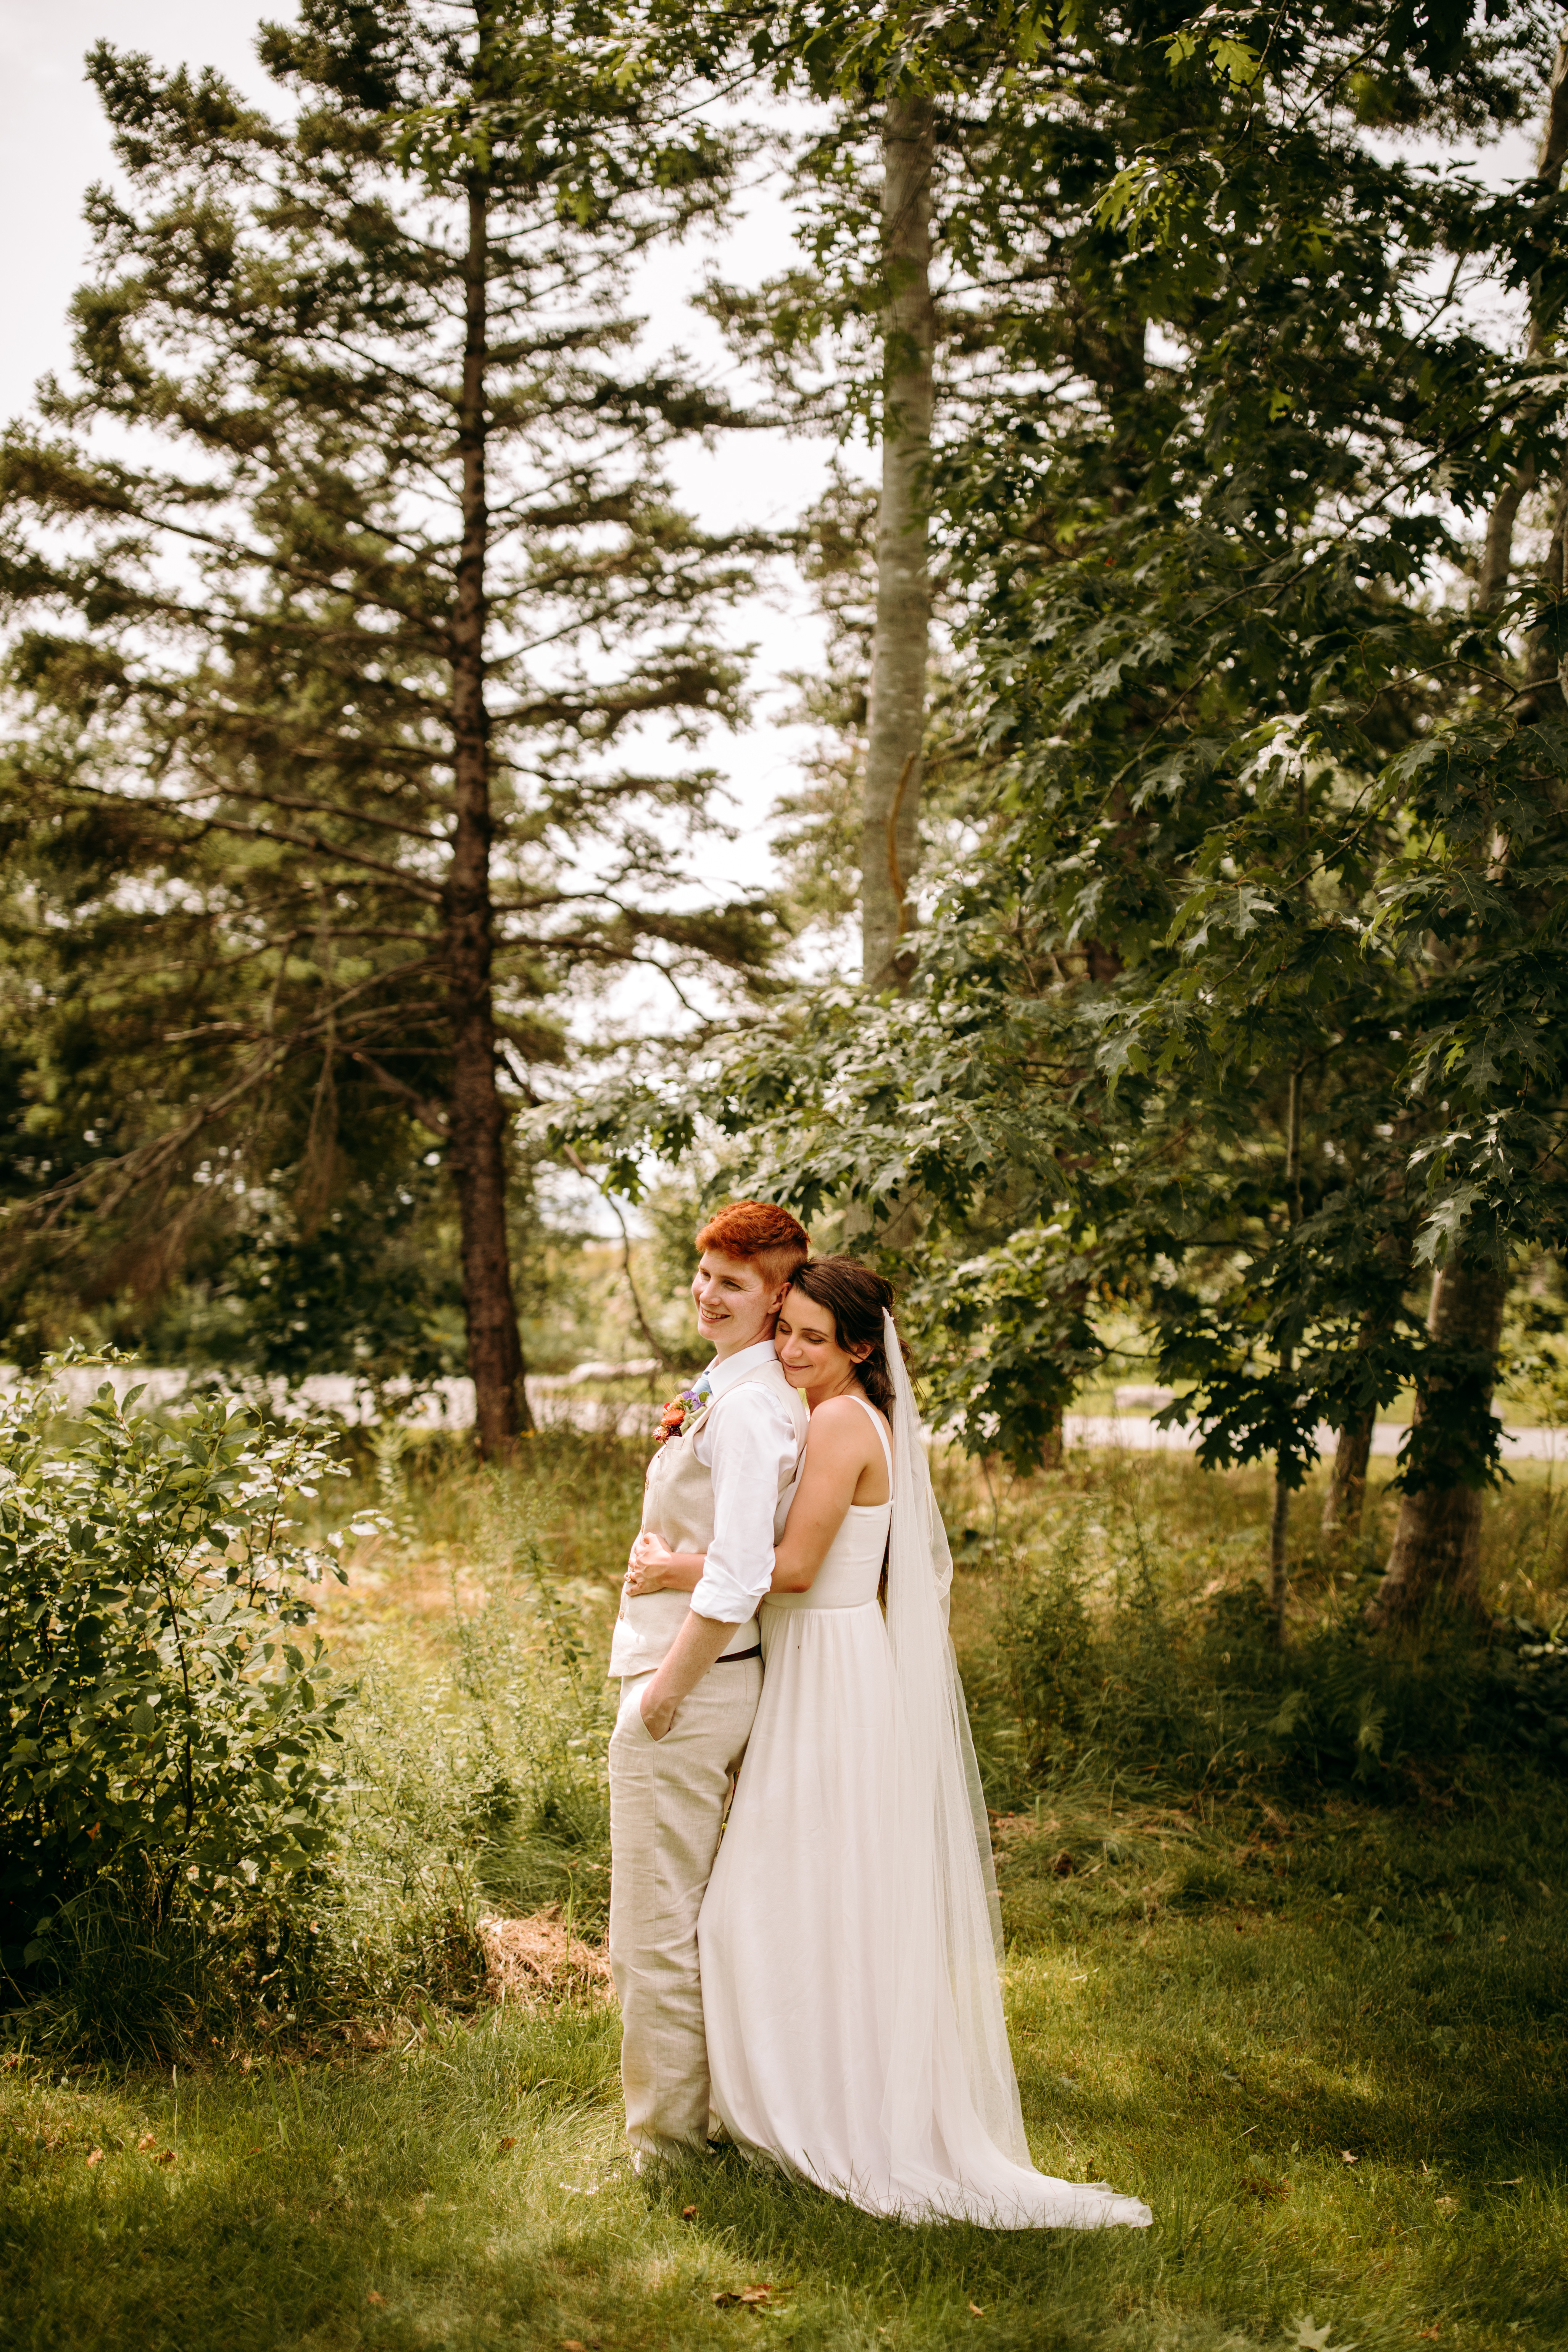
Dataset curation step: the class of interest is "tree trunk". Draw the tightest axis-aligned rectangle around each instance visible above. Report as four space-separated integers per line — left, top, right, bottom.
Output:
861 91 935 994
1377 58 1568 1564
1321 1404 1373 1544
1473 39 1568 612
1365 1251 1506 1631
1268 1062 1304 1641
446 173 531 1457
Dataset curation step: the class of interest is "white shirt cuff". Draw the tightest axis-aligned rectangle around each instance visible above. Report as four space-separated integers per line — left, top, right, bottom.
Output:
688 1572 759 1627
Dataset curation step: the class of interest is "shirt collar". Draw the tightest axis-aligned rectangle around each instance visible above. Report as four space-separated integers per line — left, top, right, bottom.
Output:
706 1337 778 1398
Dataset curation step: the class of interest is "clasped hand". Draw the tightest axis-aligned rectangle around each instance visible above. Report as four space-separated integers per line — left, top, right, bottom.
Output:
623 1528 678 1596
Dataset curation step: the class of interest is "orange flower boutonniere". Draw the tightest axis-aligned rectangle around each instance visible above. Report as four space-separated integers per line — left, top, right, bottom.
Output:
655 1384 706 1447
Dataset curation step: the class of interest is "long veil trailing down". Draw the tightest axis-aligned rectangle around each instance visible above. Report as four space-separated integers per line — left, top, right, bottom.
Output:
879 1311 1031 2163
878 1312 1152 2225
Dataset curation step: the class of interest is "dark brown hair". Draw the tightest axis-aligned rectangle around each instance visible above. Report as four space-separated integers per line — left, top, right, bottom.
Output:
784 1257 899 1413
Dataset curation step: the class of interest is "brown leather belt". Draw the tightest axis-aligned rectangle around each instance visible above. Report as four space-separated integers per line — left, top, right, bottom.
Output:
714 1646 761 1664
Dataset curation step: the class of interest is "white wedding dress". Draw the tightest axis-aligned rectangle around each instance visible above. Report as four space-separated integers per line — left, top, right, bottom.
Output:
698 1368 1151 2230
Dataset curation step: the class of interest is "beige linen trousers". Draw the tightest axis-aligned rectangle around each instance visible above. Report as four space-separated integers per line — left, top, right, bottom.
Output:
608 1364 806 2163
608 1659 762 2159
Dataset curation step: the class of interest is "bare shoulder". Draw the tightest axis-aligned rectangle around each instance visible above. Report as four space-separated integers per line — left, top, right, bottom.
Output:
807 1394 886 1451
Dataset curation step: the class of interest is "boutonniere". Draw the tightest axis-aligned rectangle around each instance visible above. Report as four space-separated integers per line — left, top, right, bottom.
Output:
655 1384 706 1447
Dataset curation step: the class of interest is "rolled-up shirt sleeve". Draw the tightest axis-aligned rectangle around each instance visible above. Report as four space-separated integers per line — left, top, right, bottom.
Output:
689 1382 800 1624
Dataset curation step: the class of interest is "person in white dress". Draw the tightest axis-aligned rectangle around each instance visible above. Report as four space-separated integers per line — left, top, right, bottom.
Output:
625 1256 1152 2229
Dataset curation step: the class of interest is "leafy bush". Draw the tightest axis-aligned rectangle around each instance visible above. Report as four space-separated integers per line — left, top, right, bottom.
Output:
0 1354 379 1976
999 1502 1568 1800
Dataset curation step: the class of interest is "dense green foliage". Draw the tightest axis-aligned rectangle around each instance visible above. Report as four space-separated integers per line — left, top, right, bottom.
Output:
555 0 1568 1529
0 1361 373 1977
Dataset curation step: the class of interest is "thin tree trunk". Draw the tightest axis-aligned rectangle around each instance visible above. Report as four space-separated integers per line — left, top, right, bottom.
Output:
1321 1404 1373 1544
1365 1252 1506 1631
446 172 531 1457
861 91 934 994
1371 58 1568 1558
1375 55 1568 1575
1473 39 1568 612
1322 1278 1399 1547
1268 1062 1304 1641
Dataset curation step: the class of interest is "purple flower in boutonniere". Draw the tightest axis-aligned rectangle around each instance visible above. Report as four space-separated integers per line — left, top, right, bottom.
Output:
655 1385 706 1447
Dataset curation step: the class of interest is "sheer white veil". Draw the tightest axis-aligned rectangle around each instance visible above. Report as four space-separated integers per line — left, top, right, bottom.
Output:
879 1310 1030 2169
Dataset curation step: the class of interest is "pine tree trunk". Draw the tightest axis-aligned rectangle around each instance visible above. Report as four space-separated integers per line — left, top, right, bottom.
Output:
446 174 531 1457
1365 1252 1506 1630
861 92 935 993
1321 1405 1373 1543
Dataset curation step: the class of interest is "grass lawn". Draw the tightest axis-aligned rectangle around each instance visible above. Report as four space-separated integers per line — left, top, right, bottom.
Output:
2 1436 1564 2351
2 1780 1562 2352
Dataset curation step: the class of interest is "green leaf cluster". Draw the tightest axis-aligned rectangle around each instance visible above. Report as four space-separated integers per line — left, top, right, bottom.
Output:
555 0 1568 1491
0 1353 377 1972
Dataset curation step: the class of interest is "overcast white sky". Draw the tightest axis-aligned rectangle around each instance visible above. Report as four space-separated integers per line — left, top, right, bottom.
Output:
0 0 857 918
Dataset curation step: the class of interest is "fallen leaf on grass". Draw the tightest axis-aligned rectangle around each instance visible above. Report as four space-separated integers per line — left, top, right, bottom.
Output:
498 2136 517 2152
85 2149 104 2168
681 2204 699 2220
1418 2329 1441 2342
970 2302 986 2316
136 2133 158 2153
246 2145 265 2155
152 2149 176 2166
1285 2319 1355 2352
366 2290 385 2306
1340 2150 1358 2165
714 2283 778 2308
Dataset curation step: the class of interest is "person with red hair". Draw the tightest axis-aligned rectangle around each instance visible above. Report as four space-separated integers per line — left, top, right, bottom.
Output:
606 1198 809 2168
623 1256 1153 2230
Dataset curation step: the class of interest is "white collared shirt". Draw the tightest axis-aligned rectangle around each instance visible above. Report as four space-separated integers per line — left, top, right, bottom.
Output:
688 1338 802 1626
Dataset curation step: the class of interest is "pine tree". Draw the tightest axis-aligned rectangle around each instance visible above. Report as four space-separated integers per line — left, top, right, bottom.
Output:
0 0 774 1449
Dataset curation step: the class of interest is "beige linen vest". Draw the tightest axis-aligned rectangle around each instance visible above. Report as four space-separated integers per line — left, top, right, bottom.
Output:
608 1354 809 1677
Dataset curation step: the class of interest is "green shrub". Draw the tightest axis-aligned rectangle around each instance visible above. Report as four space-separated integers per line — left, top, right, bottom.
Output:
999 1491 1568 1799
0 1354 379 1978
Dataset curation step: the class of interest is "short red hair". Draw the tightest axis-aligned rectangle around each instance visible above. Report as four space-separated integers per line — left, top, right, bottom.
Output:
695 1199 810 1290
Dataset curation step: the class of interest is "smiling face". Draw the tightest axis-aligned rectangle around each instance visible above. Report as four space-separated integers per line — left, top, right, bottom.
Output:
690 1248 788 1359
774 1294 870 1400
